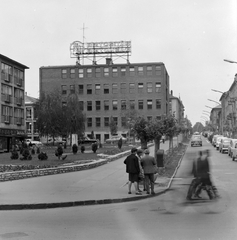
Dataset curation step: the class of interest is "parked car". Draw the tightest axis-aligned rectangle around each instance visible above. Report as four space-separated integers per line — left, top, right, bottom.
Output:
231 142 237 161
219 138 231 153
78 136 97 145
212 135 222 147
190 135 202 147
216 136 226 150
228 139 237 157
105 135 127 144
26 139 43 147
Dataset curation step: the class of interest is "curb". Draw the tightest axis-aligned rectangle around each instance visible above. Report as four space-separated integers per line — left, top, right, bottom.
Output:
0 144 188 211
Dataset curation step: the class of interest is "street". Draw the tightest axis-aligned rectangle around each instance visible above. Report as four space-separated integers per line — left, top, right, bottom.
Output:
0 136 237 240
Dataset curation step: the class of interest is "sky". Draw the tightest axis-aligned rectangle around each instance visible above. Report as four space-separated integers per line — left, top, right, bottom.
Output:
0 0 237 126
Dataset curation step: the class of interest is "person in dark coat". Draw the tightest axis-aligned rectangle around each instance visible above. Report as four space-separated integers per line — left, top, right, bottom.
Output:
124 147 142 195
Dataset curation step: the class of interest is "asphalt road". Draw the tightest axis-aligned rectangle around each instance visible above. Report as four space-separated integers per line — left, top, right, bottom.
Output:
0 136 236 240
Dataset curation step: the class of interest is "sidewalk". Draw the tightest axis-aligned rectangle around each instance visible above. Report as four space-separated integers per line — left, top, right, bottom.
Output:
0 140 179 210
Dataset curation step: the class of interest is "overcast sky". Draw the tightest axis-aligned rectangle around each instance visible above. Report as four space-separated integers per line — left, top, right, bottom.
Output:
1 0 237 125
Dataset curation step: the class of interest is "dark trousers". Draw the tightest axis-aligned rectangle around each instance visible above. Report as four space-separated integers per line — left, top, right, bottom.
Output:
144 174 155 193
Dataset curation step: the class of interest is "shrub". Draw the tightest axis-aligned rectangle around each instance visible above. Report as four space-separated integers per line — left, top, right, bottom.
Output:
31 148 35 155
92 142 98 153
72 144 78 154
10 150 19 160
81 145 85 153
38 152 48 160
118 138 123 150
20 148 32 160
36 147 40 154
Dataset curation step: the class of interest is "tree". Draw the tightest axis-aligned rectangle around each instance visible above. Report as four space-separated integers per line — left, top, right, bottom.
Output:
109 116 118 135
36 90 85 144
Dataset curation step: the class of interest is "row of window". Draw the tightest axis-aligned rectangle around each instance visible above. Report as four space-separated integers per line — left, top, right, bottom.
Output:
1 63 24 87
86 116 161 128
1 105 24 125
61 65 162 79
62 99 162 111
61 82 161 95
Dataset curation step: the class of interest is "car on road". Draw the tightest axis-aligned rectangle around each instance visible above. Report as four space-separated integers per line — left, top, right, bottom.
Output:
228 139 237 157
231 142 237 161
190 135 202 147
219 138 231 153
26 139 43 147
212 135 222 147
78 136 97 145
216 136 227 150
105 135 127 144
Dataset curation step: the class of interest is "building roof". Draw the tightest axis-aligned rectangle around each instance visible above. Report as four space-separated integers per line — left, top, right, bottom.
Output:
0 54 29 69
25 95 38 104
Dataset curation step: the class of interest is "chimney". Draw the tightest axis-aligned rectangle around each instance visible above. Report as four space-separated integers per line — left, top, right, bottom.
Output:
171 90 173 96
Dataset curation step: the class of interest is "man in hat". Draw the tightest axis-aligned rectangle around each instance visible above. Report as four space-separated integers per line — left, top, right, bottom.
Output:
141 148 157 195
124 147 142 195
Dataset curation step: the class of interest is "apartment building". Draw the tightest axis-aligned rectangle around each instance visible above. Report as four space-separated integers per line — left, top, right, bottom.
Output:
0 54 28 152
25 94 39 141
39 61 170 143
169 90 184 123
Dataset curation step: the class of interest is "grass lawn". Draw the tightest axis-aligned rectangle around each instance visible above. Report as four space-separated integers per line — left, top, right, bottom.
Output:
0 142 139 167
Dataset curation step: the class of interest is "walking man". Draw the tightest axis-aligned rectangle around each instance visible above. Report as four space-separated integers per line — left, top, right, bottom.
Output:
141 149 157 195
124 147 142 195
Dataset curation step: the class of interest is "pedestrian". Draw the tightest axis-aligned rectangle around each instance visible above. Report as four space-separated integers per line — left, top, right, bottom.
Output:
136 149 146 192
141 148 157 195
56 143 67 160
124 147 142 195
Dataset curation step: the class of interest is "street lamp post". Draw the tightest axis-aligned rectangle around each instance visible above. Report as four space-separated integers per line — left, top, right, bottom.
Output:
224 59 237 64
211 89 224 94
205 105 213 109
208 99 220 105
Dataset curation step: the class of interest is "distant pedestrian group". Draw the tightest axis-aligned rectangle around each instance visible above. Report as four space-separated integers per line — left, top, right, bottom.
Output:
124 147 157 195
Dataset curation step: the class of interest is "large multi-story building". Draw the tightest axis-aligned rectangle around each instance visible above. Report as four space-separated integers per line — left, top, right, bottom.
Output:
169 90 184 124
0 54 28 152
39 61 170 143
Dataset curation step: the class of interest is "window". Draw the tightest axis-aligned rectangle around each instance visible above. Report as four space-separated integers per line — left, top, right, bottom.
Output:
138 83 143 93
95 68 101 78
113 117 118 125
70 69 75 78
147 116 152 122
104 67 109 77
104 84 109 94
147 99 153 109
87 68 92 78
87 84 92 94
156 116 161 120
14 68 23 86
112 67 118 77
120 83 126 94
95 84 101 94
138 100 143 110
87 101 92 111
26 108 32 119
138 66 143 76
2 105 12 123
70 85 75 94
121 67 126 76
156 99 161 109
14 108 23 125
1 63 13 82
96 117 101 127
96 101 101 110
112 100 118 110
87 118 92 127
104 100 109 110
112 83 118 94
121 117 126 127
79 69 84 78
130 100 135 109
147 66 152 76
129 83 135 93
79 101 84 111
156 82 161 92
104 117 109 127
129 66 135 76
61 85 67 95
121 100 126 110
78 85 83 94
147 82 153 93
62 69 67 79
104 133 109 141
155 65 162 75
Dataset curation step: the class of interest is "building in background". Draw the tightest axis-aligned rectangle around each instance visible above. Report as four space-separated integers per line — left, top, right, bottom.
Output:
0 54 28 152
25 94 39 141
169 90 184 123
39 61 170 143
210 105 222 133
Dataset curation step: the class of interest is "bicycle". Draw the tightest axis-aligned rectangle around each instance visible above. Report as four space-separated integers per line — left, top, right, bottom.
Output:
162 177 230 214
